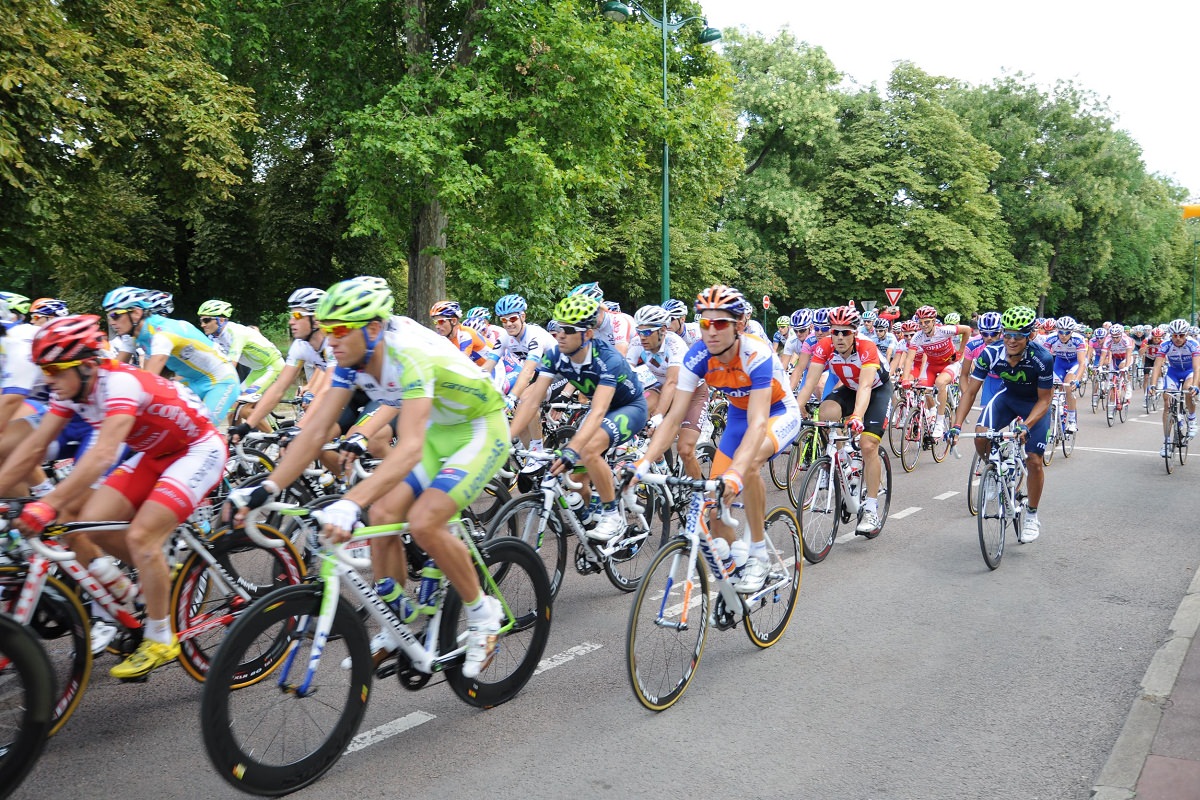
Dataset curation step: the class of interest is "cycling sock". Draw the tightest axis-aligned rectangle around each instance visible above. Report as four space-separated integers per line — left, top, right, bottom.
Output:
602 500 618 514
464 595 489 623
530 438 543 451
749 540 768 561
863 497 878 514
1026 506 1038 517
145 617 172 645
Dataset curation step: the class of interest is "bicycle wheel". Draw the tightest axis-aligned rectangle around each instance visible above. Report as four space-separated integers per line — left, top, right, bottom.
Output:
797 457 839 564
439 537 553 708
966 449 982 516
1062 423 1075 458
744 506 802 648
860 448 893 538
1118 395 1128 423
626 538 708 711
0 566 91 737
786 426 824 508
1177 417 1188 465
900 408 924 473
695 441 716 478
200 584 371 797
171 523 306 684
1106 388 1116 427
1042 427 1056 467
483 494 568 602
977 465 1006 570
929 412 951 463
768 444 790 491
604 483 670 592
0 615 55 796
887 403 906 457
470 476 513 528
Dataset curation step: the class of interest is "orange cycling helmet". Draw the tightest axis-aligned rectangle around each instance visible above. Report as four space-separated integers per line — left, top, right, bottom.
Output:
694 285 745 315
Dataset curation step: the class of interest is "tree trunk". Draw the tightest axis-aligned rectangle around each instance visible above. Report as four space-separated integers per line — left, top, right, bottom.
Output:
407 193 447 322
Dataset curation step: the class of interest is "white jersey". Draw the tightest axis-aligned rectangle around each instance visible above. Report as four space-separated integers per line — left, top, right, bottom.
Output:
744 319 769 341
0 323 47 401
497 323 555 364
625 330 687 387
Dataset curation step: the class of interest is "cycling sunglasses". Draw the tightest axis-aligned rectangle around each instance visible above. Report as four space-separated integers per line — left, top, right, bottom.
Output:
40 360 85 377
499 314 522 325
830 329 856 337
107 309 131 321
636 327 662 337
1002 331 1029 340
697 318 736 331
289 310 312 319
553 323 589 335
199 317 217 325
318 320 369 338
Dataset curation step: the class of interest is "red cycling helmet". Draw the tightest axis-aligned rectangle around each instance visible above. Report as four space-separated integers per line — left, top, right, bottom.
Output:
915 305 938 320
828 305 861 328
901 319 919 333
31 314 106 365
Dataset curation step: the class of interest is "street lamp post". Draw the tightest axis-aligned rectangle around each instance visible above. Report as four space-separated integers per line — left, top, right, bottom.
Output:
600 1 721 304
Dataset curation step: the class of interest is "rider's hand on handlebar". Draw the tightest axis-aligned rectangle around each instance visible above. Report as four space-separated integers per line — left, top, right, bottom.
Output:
16 500 56 536
720 468 744 500
225 479 280 526
550 447 580 476
319 498 361 544
228 421 253 443
846 415 864 435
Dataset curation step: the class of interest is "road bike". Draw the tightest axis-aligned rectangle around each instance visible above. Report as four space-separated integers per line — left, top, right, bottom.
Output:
0 499 304 735
622 473 800 711
201 503 551 796
794 420 892 564
1042 383 1076 466
954 426 1028 570
1157 388 1191 474
900 387 950 472
784 400 826 508
1103 368 1130 427
0 612 54 797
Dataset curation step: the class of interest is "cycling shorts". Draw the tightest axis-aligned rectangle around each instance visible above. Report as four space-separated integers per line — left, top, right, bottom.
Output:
826 382 892 439
713 400 801 474
976 386 1049 457
241 360 284 395
597 397 648 449
1163 369 1195 392
917 359 957 388
1052 359 1083 384
194 378 239 424
403 409 510 511
102 432 227 523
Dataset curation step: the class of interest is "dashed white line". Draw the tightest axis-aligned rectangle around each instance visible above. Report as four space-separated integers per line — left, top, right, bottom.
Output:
891 507 922 519
533 641 603 675
1072 446 1162 456
347 711 436 753
934 491 958 500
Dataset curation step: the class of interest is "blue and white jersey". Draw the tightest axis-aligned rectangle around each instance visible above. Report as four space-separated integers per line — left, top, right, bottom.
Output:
497 323 555 364
625 330 687 387
1157 338 1200 375
971 340 1054 402
536 337 643 406
1045 332 1086 364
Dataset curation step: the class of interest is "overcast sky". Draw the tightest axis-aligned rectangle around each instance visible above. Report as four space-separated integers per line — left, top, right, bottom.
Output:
700 0 1200 200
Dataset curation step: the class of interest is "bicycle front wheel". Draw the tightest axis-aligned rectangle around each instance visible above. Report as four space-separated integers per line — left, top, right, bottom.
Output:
1062 424 1075 458
200 584 371 798
0 615 55 796
483 494 567 602
930 412 951 463
900 408 924 473
0 565 91 736
768 445 790 491
440 536 553 708
626 538 709 711
887 403 906 457
744 506 802 648
797 457 839 564
977 465 1006 570
1177 418 1189 465
603 484 670 592
862 448 893 538
171 523 306 684
966 450 982 516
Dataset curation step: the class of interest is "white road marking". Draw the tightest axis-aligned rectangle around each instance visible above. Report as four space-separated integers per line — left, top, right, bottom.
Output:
347 711 436 753
934 491 958 500
533 641 603 675
891 507 922 519
1073 446 1163 456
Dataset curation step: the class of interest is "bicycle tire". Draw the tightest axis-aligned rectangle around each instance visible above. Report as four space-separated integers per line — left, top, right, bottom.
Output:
439 536 553 708
483 493 567 602
0 615 55 796
470 475 513 528
200 584 371 797
626 537 708 711
1042 428 1056 466
977 465 1006 570
797 457 839 564
1177 417 1188 466
785 426 823 508
0 565 91 737
966 449 982 516
743 506 802 648
861 448 893 539
1118 396 1128 423
930 412 951 463
900 407 923 473
604 483 669 592
887 402 906 457
171 523 306 684
767 445 790 491
1062 424 1075 458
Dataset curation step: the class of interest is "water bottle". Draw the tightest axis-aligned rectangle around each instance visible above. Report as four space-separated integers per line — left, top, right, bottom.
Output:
564 491 586 516
374 577 416 624
417 559 443 607
728 539 750 571
710 537 735 577
89 556 138 607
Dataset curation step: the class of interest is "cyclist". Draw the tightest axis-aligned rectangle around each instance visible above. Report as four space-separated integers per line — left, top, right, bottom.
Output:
663 298 700 346
465 306 506 345
604 300 637 350
949 306 1054 543
196 300 284 395
230 277 509 677
102 287 239 425
1148 318 1200 449
631 285 801 593
737 299 770 342
493 292 556 410
903 305 971 440
569 283 631 356
0 314 227 678
431 301 497 377
772 315 791 354
506 293 647 544
1099 323 1135 415
1044 315 1087 431
868 316 899 363
793 305 891 534
960 311 1003 410
0 292 30 331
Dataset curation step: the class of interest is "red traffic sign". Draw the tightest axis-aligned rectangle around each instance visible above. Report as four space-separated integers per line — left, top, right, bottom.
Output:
884 287 904 306
762 295 770 310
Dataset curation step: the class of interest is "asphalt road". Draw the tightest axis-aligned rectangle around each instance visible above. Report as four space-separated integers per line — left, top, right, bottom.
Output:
13 397 1200 800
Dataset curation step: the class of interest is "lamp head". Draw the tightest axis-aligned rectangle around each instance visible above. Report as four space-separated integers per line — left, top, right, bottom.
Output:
601 1 632 22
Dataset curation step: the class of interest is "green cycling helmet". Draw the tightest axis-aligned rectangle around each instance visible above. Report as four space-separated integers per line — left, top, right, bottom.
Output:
776 315 790 327
552 294 601 328
0 292 32 315
316 276 394 322
197 299 233 318
944 312 961 325
1000 305 1037 334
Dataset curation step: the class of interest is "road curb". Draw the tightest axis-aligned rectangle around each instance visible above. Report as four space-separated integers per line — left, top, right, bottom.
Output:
1091 565 1200 798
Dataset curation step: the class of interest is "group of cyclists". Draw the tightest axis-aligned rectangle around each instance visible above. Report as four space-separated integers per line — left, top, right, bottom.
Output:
1 277 1197 735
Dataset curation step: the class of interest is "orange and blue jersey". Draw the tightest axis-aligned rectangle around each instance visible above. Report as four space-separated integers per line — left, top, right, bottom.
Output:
677 334 796 416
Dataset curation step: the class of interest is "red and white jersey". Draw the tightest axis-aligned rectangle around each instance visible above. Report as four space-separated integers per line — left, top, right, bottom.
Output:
48 361 217 458
808 336 889 390
908 324 961 364
1103 333 1133 356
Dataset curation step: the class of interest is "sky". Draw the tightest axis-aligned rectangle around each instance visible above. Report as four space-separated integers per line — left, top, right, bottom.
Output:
700 0 1200 200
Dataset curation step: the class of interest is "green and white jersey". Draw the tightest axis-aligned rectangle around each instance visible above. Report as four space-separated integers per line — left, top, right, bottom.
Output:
211 321 284 371
329 316 506 425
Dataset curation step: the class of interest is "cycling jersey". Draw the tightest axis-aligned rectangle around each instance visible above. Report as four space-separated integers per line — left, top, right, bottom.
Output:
807 335 889 390
909 325 961 365
135 315 238 387
0 323 48 401
744 319 769 341
594 310 633 351
1103 333 1134 357
210 321 284 389
536 337 643 406
1045 332 1086 363
497 323 555 364
679 335 795 413
329 317 506 424
609 311 636 347
625 331 687 387
971 340 1054 402
285 337 332 371
1156 338 1200 377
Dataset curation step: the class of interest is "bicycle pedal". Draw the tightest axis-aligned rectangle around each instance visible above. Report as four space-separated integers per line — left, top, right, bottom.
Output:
574 544 603 574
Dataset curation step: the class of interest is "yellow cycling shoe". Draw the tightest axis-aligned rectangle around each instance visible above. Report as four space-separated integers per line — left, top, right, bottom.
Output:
110 638 181 680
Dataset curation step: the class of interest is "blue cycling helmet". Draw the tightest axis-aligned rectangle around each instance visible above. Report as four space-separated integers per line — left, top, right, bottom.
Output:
603 300 621 313
977 311 1002 335
102 286 149 312
494 294 528 317
465 305 491 320
568 282 604 301
790 308 813 328
662 298 688 319
812 308 832 332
